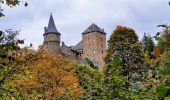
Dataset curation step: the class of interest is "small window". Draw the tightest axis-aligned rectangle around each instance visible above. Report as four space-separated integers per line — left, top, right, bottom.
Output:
89 44 92 49
93 50 96 54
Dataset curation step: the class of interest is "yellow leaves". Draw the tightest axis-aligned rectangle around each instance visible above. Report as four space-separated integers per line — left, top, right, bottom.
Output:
165 96 170 100
5 51 83 99
153 47 162 59
116 25 133 30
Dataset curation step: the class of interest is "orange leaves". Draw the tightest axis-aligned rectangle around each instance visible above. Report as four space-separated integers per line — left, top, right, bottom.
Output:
153 47 162 59
116 25 134 31
5 51 83 99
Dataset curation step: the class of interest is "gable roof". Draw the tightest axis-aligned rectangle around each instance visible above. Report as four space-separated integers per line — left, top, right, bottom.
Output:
71 41 83 50
45 14 60 34
82 23 105 34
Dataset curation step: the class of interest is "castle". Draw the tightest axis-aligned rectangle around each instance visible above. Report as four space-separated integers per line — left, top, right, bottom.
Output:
43 14 106 69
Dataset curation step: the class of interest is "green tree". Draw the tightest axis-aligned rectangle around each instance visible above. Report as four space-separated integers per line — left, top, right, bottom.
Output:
142 33 155 58
0 30 26 99
155 50 170 99
0 29 24 84
103 57 155 99
156 25 170 53
103 57 130 99
76 64 105 99
85 58 98 70
104 26 146 91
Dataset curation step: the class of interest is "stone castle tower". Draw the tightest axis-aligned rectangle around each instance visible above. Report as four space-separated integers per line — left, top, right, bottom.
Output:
43 15 106 69
82 24 106 69
43 14 61 54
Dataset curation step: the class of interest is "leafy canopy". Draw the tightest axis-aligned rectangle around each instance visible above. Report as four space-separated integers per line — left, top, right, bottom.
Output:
0 0 28 17
1 51 83 99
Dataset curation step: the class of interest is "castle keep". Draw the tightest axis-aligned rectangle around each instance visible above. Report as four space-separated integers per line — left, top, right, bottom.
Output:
43 14 106 69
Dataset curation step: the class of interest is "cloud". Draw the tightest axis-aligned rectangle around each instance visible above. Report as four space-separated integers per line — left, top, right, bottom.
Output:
1 0 170 49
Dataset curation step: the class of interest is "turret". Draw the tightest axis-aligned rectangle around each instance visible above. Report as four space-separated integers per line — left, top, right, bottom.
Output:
43 14 61 54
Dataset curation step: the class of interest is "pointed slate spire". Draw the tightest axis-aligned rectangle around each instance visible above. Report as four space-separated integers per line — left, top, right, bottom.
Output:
45 14 60 34
82 23 105 34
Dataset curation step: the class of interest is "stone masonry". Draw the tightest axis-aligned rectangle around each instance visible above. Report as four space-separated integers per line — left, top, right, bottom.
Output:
43 14 106 69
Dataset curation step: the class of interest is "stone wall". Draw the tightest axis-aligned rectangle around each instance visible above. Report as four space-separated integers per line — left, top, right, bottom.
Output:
43 29 106 70
43 33 61 54
44 33 60 42
43 42 60 54
82 31 106 70
60 43 74 56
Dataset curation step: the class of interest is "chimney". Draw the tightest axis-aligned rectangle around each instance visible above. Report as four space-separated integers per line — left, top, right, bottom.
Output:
102 28 104 31
44 27 47 33
62 42 65 46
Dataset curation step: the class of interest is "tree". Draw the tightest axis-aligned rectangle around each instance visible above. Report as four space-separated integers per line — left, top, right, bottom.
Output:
156 25 170 53
76 64 105 99
155 50 170 99
104 26 146 90
103 57 155 99
103 57 131 99
0 0 28 17
0 29 24 84
84 58 98 70
1 51 83 99
142 33 155 58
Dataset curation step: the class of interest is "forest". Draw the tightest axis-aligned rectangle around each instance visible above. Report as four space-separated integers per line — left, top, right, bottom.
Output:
1 0 170 100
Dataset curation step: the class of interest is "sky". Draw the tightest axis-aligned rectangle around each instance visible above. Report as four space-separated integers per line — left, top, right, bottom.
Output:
0 0 170 49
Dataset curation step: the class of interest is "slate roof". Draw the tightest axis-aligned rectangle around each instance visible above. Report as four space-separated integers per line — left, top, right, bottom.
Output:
44 14 60 34
82 23 105 34
71 41 83 50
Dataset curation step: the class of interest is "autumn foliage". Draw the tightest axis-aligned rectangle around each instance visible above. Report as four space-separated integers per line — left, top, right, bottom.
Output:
3 51 83 99
1 26 170 99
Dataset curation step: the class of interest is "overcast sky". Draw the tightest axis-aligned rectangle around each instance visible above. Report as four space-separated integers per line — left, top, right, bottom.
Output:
0 0 170 49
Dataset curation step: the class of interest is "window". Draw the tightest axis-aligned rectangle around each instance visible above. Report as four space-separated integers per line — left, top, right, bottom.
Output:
89 44 92 49
89 33 91 36
93 50 96 54
88 33 91 41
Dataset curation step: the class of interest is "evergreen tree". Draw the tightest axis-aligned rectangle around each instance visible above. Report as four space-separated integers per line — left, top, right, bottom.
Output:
142 33 155 58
